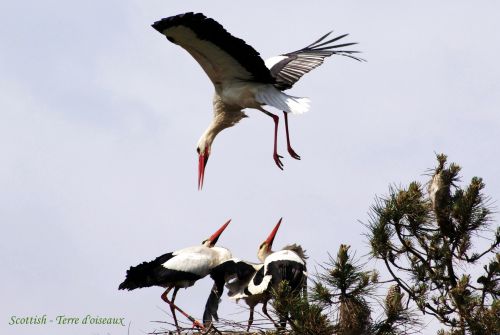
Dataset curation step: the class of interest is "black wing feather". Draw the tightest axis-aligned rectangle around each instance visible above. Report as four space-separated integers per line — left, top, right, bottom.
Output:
118 252 202 290
118 252 174 290
152 12 275 84
269 31 364 91
203 260 259 325
310 33 349 48
304 30 335 48
266 260 307 292
203 281 225 325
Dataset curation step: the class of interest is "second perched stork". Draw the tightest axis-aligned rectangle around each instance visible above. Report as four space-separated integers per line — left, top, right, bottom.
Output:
203 218 308 331
119 220 232 332
152 12 363 189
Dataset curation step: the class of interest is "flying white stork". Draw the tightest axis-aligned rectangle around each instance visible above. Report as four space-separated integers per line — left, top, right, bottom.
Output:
151 12 363 189
119 219 232 332
203 218 308 331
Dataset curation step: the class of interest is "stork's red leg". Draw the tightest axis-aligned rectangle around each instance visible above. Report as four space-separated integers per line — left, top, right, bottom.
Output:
161 287 178 332
160 287 173 303
283 111 301 160
261 109 284 170
170 287 180 333
161 287 205 331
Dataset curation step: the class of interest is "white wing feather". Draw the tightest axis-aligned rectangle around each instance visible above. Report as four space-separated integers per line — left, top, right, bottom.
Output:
255 86 310 114
166 26 254 85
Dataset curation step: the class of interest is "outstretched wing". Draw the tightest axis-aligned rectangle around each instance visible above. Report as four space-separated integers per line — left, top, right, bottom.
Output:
265 31 364 91
152 12 275 86
203 259 259 325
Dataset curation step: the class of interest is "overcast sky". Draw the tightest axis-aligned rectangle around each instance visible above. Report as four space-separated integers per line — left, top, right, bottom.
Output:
1 1 499 334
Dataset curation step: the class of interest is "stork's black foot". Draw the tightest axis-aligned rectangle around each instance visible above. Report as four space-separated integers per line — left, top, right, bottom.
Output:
274 153 284 170
287 147 301 160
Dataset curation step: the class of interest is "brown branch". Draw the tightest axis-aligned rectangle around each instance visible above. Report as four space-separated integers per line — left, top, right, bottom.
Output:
393 219 436 278
383 258 445 322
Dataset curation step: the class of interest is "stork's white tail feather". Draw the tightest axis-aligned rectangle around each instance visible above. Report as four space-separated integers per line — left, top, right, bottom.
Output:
256 86 310 115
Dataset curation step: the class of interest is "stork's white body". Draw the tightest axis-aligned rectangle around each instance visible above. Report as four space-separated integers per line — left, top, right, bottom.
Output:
246 249 306 296
217 81 269 110
164 246 232 287
217 80 310 115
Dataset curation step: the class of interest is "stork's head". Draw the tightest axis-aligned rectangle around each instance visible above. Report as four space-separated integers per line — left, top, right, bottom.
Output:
202 219 231 247
197 124 219 190
257 218 282 262
196 138 211 190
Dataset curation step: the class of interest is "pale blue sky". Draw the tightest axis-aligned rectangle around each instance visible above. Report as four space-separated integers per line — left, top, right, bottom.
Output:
1 1 499 334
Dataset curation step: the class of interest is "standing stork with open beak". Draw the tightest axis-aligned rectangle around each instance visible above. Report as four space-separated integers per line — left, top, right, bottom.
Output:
119 220 232 333
203 218 308 331
152 12 363 189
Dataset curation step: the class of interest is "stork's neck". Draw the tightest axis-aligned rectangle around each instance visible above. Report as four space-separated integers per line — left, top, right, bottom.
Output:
197 119 223 153
198 124 216 151
211 246 232 264
198 93 247 150
257 247 273 262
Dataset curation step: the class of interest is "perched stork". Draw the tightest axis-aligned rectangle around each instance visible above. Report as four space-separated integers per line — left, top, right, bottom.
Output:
119 220 232 332
152 12 363 189
203 218 308 331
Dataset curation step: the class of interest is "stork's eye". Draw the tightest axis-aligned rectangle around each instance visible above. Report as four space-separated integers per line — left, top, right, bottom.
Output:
259 242 265 249
196 147 200 154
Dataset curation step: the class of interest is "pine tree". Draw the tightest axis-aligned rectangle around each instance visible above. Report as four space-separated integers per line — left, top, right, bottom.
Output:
310 244 374 335
367 154 500 334
302 244 420 335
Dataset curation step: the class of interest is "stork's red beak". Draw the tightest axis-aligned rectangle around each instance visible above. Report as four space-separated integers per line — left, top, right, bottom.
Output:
265 218 282 250
198 148 210 190
208 219 231 246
